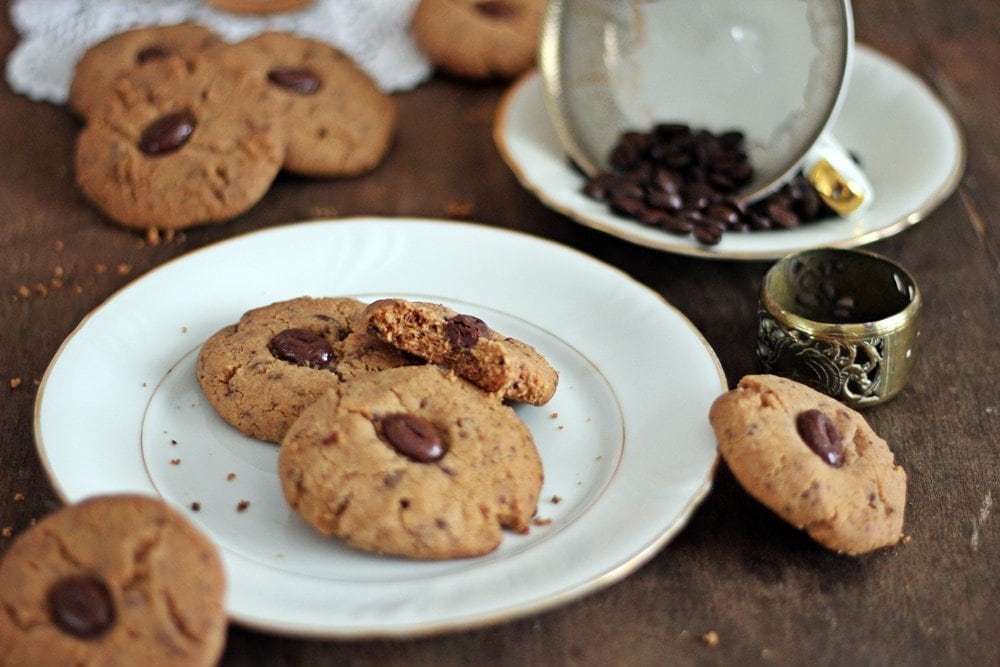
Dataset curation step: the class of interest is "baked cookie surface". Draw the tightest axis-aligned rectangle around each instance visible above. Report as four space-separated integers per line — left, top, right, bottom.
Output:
0 494 226 666
68 23 223 118
210 32 396 177
279 365 544 559
411 0 546 79
196 296 415 443
709 374 907 554
361 298 558 405
74 56 285 231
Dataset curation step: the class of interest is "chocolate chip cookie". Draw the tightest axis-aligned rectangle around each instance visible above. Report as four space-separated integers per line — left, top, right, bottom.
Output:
411 0 547 79
196 297 416 443
0 494 226 666
279 365 544 559
68 23 223 118
210 32 396 177
709 374 907 554
74 56 286 231
361 298 558 405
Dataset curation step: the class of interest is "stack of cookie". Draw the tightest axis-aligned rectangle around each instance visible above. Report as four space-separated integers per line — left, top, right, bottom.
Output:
71 26 396 234
196 296 558 559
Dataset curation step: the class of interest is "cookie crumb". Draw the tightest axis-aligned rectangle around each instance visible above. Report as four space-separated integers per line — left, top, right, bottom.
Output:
532 517 552 526
181 326 188 333
550 412 559 419
309 206 339 218
1 527 12 538
701 631 720 647
236 500 250 512
170 458 181 465
13 493 25 502
227 473 236 481
33 282 48 297
116 263 132 276
53 265 64 278
9 377 22 390
191 502 201 512
95 262 108 274
171 439 178 445
550 495 562 504
16 285 30 299
54 239 64 253
903 534 912 544
444 199 475 219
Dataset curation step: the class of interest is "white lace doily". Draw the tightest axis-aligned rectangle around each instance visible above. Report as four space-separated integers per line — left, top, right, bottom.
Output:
6 0 433 105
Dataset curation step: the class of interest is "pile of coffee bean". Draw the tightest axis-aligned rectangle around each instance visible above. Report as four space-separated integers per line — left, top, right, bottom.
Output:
581 123 834 246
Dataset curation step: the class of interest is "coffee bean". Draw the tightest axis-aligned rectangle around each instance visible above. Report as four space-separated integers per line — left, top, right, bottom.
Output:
718 130 745 148
381 413 446 463
444 314 489 349
48 576 115 638
660 214 695 235
636 207 670 227
705 203 741 226
268 328 333 368
795 409 844 467
766 199 800 229
267 67 321 94
651 168 683 193
609 195 646 218
692 223 723 246
139 109 196 156
581 123 834 245
645 189 684 211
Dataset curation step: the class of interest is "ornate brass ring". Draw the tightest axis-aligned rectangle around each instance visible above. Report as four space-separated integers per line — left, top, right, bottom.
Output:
757 248 921 408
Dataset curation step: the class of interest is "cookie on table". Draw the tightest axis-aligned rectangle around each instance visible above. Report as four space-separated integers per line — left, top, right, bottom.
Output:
411 0 547 79
206 0 313 14
0 494 226 666
279 365 544 559
197 297 416 443
74 56 286 232
68 23 223 119
361 298 558 405
210 32 396 177
709 374 907 554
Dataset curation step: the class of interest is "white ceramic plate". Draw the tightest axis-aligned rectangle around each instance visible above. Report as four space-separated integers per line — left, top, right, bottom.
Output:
34 218 726 639
495 45 965 260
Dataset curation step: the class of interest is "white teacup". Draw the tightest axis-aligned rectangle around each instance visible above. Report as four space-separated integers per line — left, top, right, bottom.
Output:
539 0 873 215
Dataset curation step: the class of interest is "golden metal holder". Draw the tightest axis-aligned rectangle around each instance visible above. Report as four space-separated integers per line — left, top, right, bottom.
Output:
757 248 921 408
807 158 867 215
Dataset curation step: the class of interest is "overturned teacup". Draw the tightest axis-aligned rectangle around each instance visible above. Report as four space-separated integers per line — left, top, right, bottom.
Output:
539 0 872 214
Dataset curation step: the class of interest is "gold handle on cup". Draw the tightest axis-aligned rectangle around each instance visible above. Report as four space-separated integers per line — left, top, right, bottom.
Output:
807 158 867 216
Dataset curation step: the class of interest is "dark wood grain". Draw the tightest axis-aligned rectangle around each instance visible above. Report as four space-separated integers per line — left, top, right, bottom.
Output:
1 1 997 664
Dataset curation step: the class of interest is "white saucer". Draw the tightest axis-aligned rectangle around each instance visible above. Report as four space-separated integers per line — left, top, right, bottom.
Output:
34 218 725 638
495 45 965 260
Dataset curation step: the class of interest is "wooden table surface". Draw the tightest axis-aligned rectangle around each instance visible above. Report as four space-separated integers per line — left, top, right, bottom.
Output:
1 1 997 664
